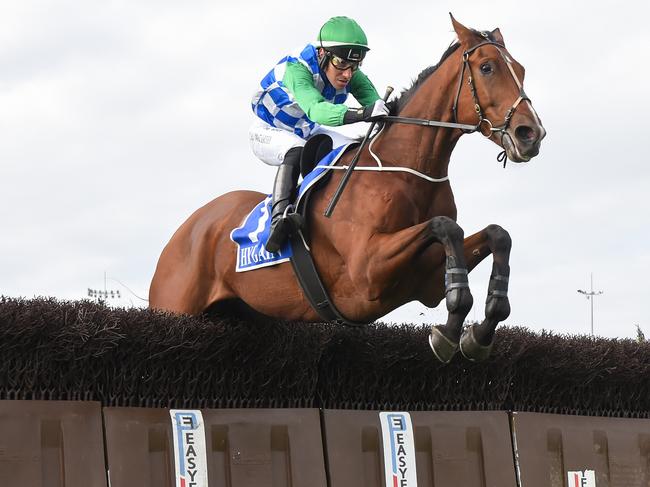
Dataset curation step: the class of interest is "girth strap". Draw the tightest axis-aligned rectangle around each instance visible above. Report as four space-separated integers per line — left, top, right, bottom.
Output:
289 230 366 327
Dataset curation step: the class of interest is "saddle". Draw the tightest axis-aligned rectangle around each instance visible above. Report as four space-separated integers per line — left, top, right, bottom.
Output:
278 135 336 235
299 134 334 179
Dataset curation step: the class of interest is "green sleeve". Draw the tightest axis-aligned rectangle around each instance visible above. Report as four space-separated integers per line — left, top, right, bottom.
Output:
349 70 381 106
283 62 348 126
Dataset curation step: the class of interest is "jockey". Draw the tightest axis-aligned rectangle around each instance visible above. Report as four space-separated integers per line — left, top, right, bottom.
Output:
250 16 389 253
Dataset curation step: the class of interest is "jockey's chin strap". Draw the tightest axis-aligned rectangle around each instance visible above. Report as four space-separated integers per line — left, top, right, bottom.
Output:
382 34 531 167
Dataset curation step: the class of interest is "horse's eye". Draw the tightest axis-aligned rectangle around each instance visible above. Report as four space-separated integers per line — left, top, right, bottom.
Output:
480 63 493 75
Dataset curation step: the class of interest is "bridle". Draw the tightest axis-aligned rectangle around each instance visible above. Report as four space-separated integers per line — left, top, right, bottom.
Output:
317 34 535 193
383 33 532 164
452 35 531 136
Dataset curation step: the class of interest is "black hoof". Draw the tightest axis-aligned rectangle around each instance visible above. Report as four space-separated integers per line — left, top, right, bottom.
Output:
429 325 459 364
459 325 493 362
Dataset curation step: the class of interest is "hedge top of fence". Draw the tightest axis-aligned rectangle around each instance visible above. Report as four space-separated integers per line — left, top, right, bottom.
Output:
0 296 647 416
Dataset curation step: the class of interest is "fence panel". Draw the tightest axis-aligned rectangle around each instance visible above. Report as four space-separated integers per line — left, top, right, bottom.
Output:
513 412 650 487
103 407 327 487
322 409 517 487
0 400 107 487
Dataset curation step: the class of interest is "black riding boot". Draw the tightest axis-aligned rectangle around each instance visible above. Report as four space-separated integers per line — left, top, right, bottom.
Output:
265 147 302 254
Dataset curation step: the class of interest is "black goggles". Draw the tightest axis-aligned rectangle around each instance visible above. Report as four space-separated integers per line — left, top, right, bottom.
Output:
329 54 361 72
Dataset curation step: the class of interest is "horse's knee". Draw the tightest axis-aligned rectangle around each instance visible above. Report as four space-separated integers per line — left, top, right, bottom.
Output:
431 216 464 242
485 224 511 252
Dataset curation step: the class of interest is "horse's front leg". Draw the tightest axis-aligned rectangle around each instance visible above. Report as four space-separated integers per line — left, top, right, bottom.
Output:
459 224 512 361
426 216 474 363
340 215 472 362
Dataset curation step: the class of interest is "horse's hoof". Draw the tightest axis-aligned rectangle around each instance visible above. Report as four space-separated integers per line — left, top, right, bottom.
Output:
459 326 493 362
429 325 459 364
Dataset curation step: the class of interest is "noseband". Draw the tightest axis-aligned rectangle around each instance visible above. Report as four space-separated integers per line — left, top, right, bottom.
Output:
383 33 532 164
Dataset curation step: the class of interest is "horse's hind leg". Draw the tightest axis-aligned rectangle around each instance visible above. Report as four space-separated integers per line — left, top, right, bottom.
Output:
460 224 512 361
428 216 474 363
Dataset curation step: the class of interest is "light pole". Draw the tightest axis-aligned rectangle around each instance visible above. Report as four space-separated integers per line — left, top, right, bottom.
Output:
88 271 121 303
105 276 148 303
577 273 603 336
87 288 121 301
87 272 148 306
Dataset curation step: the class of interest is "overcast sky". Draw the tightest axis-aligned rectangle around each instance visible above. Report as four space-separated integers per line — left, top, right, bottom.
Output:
1 0 648 339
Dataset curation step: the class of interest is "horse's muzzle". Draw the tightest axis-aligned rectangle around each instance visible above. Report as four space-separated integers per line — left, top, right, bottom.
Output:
504 122 546 162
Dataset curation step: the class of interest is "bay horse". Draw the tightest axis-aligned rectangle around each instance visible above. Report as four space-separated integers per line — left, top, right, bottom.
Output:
149 16 546 363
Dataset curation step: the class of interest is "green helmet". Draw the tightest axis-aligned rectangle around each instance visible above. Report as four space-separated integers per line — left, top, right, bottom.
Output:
317 16 370 62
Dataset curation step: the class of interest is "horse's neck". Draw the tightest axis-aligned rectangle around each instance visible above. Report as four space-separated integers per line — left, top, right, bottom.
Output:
371 53 463 181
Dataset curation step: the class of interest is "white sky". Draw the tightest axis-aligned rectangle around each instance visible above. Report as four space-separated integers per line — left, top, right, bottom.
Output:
1 0 649 338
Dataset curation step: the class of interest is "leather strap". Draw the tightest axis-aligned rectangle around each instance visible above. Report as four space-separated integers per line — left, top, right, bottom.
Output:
289 230 366 326
382 115 477 132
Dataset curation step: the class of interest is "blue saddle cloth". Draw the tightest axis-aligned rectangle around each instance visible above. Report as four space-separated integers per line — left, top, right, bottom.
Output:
230 144 350 272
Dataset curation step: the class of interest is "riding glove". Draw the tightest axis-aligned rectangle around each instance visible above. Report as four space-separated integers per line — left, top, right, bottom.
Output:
343 99 389 124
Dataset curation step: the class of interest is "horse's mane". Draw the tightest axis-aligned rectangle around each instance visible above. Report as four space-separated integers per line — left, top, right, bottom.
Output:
387 29 496 115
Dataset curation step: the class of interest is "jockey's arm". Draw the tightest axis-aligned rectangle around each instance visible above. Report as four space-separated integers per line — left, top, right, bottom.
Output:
283 62 380 126
348 70 381 106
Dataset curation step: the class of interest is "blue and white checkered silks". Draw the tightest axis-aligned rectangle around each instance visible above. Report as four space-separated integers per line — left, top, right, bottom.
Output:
230 144 351 272
251 44 350 140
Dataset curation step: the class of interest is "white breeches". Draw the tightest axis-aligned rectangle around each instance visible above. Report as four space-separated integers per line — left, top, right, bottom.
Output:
248 119 363 166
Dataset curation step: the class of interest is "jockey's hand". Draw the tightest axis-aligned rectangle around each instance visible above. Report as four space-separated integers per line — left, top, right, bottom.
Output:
364 99 390 121
343 99 389 124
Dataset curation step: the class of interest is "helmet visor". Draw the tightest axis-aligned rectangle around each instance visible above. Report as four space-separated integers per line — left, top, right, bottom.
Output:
327 45 367 62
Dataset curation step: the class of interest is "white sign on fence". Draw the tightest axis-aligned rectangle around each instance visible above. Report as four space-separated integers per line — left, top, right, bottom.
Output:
567 470 596 487
379 412 418 487
170 410 209 487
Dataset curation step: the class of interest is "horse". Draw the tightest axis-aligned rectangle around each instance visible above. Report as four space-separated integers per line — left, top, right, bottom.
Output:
149 15 546 363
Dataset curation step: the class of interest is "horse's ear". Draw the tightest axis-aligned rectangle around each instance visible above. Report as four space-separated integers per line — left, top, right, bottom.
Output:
449 13 478 48
491 28 505 46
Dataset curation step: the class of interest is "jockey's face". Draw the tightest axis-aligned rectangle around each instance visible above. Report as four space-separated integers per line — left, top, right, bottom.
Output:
319 48 354 90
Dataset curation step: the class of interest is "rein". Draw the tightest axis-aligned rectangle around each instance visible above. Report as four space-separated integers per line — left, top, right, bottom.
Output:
381 115 477 132
316 124 449 184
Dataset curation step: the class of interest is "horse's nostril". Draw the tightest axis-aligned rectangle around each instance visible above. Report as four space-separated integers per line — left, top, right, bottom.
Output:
515 125 536 143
